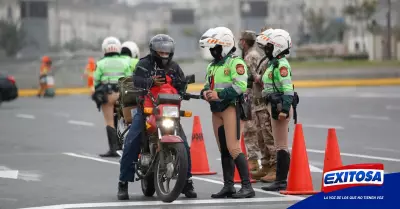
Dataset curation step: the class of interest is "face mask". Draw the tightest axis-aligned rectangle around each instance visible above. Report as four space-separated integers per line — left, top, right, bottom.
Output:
238 42 244 50
161 59 169 66
210 45 223 60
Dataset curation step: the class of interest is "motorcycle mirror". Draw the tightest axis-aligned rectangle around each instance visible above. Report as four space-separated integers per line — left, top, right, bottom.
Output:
185 74 195 84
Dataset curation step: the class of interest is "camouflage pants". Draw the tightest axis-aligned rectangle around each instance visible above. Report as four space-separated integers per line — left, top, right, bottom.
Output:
243 100 276 167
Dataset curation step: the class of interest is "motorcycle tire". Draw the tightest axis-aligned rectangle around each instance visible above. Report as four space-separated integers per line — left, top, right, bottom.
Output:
154 143 188 203
141 172 155 197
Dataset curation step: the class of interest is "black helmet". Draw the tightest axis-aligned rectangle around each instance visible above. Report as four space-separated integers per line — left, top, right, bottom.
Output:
149 34 175 67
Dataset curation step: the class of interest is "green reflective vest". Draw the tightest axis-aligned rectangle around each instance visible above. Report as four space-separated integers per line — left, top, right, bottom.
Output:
94 55 131 86
261 57 294 97
120 55 139 73
203 55 248 112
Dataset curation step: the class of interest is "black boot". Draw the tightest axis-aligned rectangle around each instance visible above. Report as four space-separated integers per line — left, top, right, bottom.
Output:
231 153 255 198
117 181 129 200
182 179 198 198
211 157 236 198
100 126 119 157
261 150 290 191
211 126 236 198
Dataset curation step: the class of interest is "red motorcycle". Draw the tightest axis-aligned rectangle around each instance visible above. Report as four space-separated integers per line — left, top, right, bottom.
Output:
124 74 200 203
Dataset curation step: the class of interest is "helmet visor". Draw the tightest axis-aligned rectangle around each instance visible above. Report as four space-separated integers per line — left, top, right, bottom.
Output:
151 40 174 54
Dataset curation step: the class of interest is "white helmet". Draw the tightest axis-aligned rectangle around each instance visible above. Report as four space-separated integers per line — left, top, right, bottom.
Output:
256 29 291 58
273 29 292 50
121 41 140 58
101 36 121 54
199 26 235 57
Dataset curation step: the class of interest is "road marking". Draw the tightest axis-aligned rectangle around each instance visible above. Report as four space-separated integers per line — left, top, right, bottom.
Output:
16 114 35 119
18 171 42 182
67 120 95 127
386 105 400 110
0 170 19 179
306 148 400 162
349 114 390 121
217 159 323 173
302 124 345 130
19 196 302 209
359 92 400 99
364 147 400 154
63 153 304 200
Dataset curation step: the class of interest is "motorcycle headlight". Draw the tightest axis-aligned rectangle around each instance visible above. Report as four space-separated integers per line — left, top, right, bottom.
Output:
162 106 179 118
162 119 175 129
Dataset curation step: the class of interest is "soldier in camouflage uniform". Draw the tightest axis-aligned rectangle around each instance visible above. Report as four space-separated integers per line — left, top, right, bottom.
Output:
239 31 276 182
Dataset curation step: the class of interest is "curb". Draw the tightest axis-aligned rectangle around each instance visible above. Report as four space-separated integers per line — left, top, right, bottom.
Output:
17 78 400 97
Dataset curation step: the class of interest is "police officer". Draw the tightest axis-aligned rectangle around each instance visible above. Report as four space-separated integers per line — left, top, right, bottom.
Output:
117 34 197 200
120 41 140 72
199 27 255 199
239 30 277 182
256 29 294 191
94 36 132 158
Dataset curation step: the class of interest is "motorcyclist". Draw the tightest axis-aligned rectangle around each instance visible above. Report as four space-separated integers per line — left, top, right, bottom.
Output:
117 34 197 200
120 41 140 72
93 36 132 158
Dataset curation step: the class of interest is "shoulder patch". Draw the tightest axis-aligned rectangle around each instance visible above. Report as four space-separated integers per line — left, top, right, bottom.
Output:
279 67 288 77
236 64 245 75
268 72 272 79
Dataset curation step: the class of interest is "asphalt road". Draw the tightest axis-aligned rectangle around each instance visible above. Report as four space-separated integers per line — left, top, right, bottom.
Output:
1 86 400 209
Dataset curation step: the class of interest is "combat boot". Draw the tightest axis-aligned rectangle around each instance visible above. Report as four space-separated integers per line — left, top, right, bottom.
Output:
117 181 129 200
260 166 276 183
231 153 255 199
182 179 197 198
100 126 119 157
251 166 269 180
211 157 236 198
261 150 290 191
248 159 259 172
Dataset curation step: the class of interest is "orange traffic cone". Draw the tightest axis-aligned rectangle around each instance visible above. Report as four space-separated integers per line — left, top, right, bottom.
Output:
320 128 343 191
280 124 318 195
190 116 217 175
234 134 256 183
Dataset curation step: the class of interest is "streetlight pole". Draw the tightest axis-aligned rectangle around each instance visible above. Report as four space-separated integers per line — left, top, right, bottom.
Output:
386 0 392 60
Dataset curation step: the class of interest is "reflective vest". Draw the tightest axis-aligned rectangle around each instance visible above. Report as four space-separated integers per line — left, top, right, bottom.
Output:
93 55 131 86
205 56 248 95
261 57 294 97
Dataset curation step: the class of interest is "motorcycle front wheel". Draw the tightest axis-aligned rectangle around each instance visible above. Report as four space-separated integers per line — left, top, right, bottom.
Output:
154 143 188 203
141 172 155 197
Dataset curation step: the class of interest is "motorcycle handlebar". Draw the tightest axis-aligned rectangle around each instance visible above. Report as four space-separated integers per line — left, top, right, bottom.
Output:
182 93 201 100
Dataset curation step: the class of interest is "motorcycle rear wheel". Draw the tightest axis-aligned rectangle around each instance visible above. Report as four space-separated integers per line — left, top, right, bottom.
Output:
154 143 188 203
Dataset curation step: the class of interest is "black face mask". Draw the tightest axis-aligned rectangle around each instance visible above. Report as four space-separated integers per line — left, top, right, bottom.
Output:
210 45 223 60
154 56 169 69
264 44 274 60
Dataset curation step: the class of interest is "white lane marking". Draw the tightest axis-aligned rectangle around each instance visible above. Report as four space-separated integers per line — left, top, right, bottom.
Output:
386 105 400 110
67 120 95 127
63 153 119 164
19 197 301 209
63 153 304 200
306 148 400 162
359 93 400 98
302 124 345 130
349 114 390 121
364 147 400 154
0 170 19 179
18 171 42 182
16 114 35 119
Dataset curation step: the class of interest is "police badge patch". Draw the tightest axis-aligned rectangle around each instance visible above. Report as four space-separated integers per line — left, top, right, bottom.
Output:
236 64 245 75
